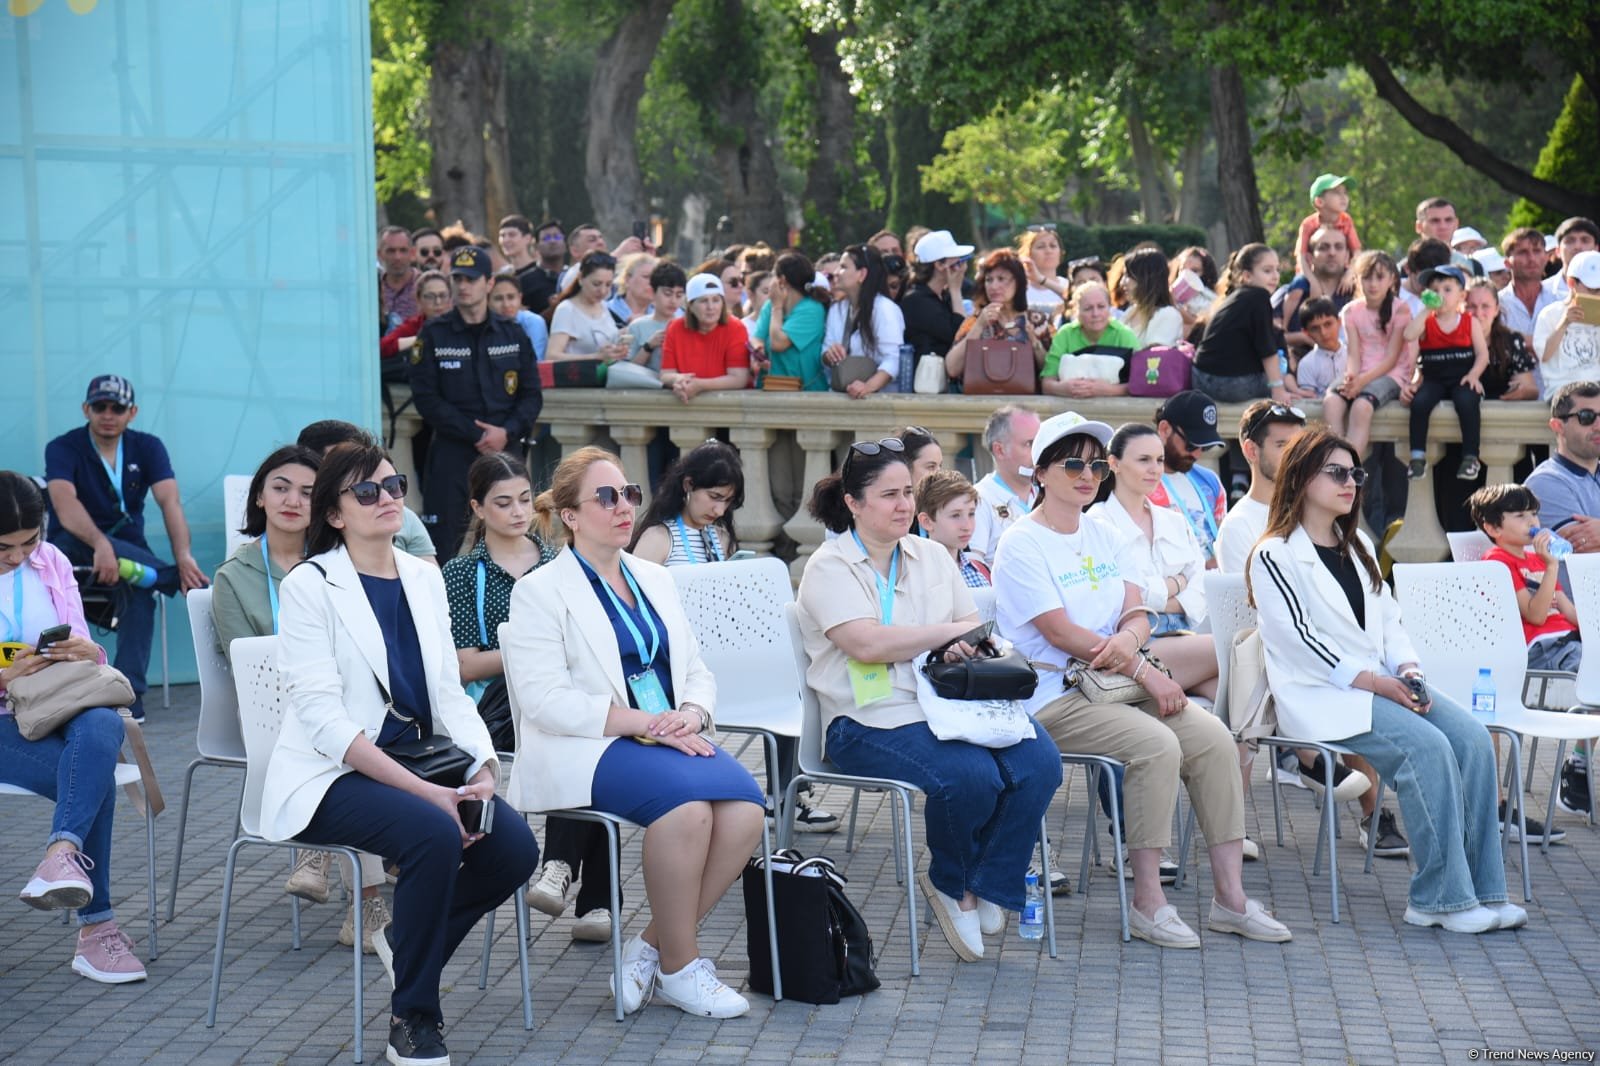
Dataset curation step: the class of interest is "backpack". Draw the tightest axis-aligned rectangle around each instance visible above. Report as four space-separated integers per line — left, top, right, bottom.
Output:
1227 626 1277 745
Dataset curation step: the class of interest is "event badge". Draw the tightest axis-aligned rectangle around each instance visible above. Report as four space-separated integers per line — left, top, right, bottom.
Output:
846 658 892 707
628 669 671 715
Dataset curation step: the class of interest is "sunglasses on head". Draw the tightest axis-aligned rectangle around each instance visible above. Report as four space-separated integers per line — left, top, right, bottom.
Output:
843 437 905 476
1027 223 1057 233
89 401 128 415
1051 457 1111 481
1243 403 1307 442
1320 464 1369 487
1557 408 1600 426
342 474 408 505
590 484 644 509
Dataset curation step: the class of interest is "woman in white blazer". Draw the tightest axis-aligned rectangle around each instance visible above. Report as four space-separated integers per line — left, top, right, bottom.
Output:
1248 427 1524 935
265 443 538 1066
503 447 764 1021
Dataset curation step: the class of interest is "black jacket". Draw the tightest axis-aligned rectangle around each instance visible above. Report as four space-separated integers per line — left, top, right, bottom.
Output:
901 284 966 357
408 309 542 445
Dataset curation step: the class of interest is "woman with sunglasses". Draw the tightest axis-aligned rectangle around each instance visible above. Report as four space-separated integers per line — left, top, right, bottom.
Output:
546 250 628 365
504 447 765 1019
264 443 538 1066
1249 428 1521 935
797 437 1062 962
992 413 1288 949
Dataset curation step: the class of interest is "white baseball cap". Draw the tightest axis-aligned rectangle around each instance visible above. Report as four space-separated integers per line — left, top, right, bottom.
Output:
685 273 724 303
1450 226 1486 249
1471 247 1506 273
1031 411 1114 466
913 230 976 264
1567 250 1600 289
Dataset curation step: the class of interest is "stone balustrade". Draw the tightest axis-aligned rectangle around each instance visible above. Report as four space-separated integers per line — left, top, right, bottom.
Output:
384 387 1556 576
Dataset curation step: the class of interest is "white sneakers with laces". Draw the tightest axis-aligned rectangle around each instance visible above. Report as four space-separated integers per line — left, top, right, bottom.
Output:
656 958 751 1019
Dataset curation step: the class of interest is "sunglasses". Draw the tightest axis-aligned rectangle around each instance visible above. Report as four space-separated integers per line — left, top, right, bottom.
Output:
588 484 644 509
1051 457 1111 481
1027 223 1057 233
1557 409 1600 426
342 474 408 505
1320 464 1369 487
89 402 129 415
419 289 451 302
1243 403 1307 442
417 247 444 258
539 233 565 243
843 437 905 476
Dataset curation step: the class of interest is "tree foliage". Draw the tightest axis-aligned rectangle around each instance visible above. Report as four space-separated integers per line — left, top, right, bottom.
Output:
1509 76 1600 233
370 0 434 203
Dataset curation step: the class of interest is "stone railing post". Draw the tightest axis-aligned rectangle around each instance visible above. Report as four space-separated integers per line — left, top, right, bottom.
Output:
784 428 844 581
727 426 783 556
547 421 597 459
610 425 658 511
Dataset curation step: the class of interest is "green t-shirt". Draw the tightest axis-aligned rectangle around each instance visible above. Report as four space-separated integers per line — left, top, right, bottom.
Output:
755 299 828 391
1041 319 1139 379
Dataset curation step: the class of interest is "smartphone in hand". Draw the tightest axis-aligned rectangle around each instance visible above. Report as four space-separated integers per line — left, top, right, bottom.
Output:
34 624 72 653
459 797 495 835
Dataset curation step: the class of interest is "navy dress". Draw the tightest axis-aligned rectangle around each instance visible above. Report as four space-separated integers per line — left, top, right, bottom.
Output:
576 556 763 825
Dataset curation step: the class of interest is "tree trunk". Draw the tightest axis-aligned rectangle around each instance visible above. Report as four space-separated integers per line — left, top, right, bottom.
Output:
482 39 517 231
1359 50 1599 220
1125 95 1166 223
1174 129 1206 225
800 27 858 250
885 101 966 238
584 0 677 241
1208 63 1263 247
710 94 789 246
428 39 492 232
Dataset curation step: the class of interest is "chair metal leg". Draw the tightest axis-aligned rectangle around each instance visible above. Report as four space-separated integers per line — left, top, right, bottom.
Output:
345 849 364 1065
1173 803 1197 892
1038 818 1057 959
288 850 302 951
145 803 159 959
478 909 495 990
759 817 783 1000
1362 779 1382 875
1524 736 1539 795
890 792 906 886
778 775 806 852
604 820 625 1022
1268 745 1286 845
515 890 534 1029
1545 740 1568 856
206 838 246 1028
845 790 862 853
1498 731 1532 903
1104 769 1129 943
1322 754 1341 924
1077 766 1098 892
896 787 920 977
159 597 170 710
166 757 203 922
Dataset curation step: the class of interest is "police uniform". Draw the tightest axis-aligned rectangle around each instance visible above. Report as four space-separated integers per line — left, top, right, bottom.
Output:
409 248 542 556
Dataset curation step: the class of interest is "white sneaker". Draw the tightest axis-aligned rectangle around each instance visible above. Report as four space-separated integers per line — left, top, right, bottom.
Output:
656 957 751 1019
1242 837 1261 862
974 898 1007 937
1486 902 1528 930
1403 904 1500 934
525 860 572 918
571 908 612 943
608 934 659 1015
918 871 984 961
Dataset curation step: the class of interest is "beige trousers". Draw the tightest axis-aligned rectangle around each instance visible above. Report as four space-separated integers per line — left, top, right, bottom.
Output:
1035 689 1245 851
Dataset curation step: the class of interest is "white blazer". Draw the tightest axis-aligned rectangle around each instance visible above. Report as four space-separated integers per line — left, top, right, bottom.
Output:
1248 527 1419 741
259 544 499 842
503 548 716 814
1090 493 1207 623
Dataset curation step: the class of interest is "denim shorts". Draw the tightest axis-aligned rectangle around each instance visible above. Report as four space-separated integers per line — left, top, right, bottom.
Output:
1190 367 1270 403
1356 375 1401 408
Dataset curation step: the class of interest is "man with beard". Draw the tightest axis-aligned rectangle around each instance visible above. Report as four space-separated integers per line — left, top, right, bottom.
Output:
1146 390 1228 566
1280 225 1353 353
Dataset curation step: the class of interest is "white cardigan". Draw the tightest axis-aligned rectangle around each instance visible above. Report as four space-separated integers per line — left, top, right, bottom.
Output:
1248 527 1419 741
1089 493 1207 624
260 544 499 842
504 548 716 814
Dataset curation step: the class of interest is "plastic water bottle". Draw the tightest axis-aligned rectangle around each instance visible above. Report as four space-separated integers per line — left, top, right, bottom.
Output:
1530 526 1575 559
1020 873 1044 940
1276 348 1289 377
896 343 916 393
118 558 158 589
1471 668 1496 721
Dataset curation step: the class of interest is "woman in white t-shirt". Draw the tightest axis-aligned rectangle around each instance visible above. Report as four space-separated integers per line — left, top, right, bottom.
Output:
545 251 628 365
1088 424 1216 700
992 413 1288 950
822 243 906 399
1118 248 1185 349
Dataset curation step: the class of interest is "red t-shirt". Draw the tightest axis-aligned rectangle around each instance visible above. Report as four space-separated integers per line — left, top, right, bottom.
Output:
661 317 750 378
1296 211 1362 265
1484 545 1577 645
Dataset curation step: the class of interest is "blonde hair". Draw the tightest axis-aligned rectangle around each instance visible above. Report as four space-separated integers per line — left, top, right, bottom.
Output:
617 252 656 286
1068 280 1112 318
532 445 624 545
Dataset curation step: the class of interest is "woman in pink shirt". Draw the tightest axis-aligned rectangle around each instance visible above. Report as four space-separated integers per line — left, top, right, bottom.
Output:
0 471 147 984
1326 251 1414 461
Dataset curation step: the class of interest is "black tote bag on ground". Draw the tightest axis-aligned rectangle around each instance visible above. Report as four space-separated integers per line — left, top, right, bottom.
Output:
742 850 879 1004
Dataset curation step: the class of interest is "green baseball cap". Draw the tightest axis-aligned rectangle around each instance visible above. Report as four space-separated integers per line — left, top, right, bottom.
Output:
1309 174 1352 205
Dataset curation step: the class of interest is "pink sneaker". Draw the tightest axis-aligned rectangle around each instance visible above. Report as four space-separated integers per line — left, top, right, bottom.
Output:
72 922 147 984
19 848 93 911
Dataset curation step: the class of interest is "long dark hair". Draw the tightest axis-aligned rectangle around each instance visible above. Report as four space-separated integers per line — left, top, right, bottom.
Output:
630 440 745 550
1218 242 1275 297
773 251 829 307
1250 427 1381 606
545 250 617 323
842 243 892 355
460 451 535 555
808 440 911 534
1352 250 1399 332
1468 277 1520 382
304 443 390 558
241 445 321 537
1121 247 1174 330
974 250 1029 314
0 471 46 537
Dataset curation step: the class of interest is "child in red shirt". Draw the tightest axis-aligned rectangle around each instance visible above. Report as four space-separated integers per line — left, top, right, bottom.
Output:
1295 174 1362 278
1400 266 1488 481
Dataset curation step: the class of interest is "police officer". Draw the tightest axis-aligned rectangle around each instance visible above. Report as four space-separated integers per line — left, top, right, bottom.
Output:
409 246 542 556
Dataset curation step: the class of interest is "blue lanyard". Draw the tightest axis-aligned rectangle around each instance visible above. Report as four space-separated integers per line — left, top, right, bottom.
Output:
1160 473 1218 545
1 566 22 643
259 538 280 634
850 530 899 624
475 560 489 646
995 476 1031 515
674 516 724 564
99 437 125 515
576 551 660 666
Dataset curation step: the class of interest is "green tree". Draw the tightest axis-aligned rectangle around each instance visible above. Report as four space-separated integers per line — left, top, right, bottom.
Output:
1509 76 1600 233
371 0 433 205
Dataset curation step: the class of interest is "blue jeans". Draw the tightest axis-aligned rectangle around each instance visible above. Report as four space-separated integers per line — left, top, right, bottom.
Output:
0 707 124 924
50 529 177 716
1338 691 1506 913
825 717 1062 911
294 773 538 1025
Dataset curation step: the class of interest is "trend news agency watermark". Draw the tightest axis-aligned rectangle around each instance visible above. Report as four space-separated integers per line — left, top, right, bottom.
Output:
1466 1051 1594 1063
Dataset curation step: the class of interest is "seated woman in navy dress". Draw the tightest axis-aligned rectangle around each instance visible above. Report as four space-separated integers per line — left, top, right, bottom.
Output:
504 446 764 1021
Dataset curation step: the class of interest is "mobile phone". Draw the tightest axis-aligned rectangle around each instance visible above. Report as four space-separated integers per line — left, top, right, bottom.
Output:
459 797 495 835
1403 674 1429 706
728 549 757 561
935 620 995 659
35 624 72 653
632 219 649 242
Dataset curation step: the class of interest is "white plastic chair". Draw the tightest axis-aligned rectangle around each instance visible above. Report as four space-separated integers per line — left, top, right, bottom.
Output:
222 475 252 558
1446 530 1493 562
1205 572 1381 923
167 587 247 920
1561 552 1600 821
778 604 1058 970
1396 561 1600 876
501 622 784 1016
0 742 158 959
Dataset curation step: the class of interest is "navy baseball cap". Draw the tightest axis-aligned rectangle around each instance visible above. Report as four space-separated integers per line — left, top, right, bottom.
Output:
1418 265 1469 289
449 246 492 279
1158 390 1226 449
85 374 135 406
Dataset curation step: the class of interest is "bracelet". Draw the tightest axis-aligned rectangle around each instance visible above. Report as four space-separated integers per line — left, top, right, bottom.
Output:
1133 658 1150 683
1268 379 1285 389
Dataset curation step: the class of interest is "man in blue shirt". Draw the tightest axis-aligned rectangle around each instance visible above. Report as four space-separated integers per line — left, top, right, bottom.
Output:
45 375 208 719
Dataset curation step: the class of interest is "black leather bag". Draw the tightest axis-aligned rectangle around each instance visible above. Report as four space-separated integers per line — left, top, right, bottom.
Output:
743 850 880 1004
922 640 1039 701
383 733 474 787
475 678 516 754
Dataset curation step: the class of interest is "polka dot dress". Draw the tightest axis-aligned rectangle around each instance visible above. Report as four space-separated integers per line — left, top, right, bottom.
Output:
442 536 557 650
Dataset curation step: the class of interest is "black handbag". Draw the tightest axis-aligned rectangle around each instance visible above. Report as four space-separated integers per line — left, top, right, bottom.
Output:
742 850 880 1004
475 678 516 754
922 639 1039 702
